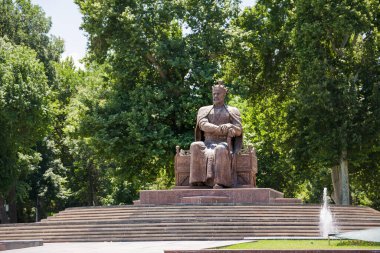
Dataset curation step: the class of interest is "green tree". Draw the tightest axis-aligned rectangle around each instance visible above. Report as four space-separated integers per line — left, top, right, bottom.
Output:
0 38 50 222
223 0 301 196
290 0 380 205
226 0 380 205
0 0 82 222
64 63 119 206
23 59 81 221
0 0 64 82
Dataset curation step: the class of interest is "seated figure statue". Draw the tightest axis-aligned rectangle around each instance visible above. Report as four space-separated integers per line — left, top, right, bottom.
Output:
190 81 243 189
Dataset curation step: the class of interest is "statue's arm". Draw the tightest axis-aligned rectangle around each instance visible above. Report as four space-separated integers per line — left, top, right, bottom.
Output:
197 106 223 134
229 124 242 137
199 118 222 134
231 121 242 136
228 107 243 136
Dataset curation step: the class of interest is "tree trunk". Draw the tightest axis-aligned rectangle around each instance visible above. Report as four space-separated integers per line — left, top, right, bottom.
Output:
331 150 350 205
8 184 17 223
35 197 39 222
0 196 9 224
87 159 97 206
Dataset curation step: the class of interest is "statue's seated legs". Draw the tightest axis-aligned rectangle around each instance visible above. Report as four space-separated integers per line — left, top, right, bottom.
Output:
189 141 232 188
189 141 207 186
175 144 257 187
213 143 232 188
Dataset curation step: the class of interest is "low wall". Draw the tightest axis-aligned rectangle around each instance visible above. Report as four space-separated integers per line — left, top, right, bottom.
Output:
0 240 43 251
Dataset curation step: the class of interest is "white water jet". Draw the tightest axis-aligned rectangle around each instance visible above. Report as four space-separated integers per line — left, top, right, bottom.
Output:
319 187 336 237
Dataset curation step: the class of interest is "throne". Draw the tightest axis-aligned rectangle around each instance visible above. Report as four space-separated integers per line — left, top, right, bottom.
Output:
174 145 258 187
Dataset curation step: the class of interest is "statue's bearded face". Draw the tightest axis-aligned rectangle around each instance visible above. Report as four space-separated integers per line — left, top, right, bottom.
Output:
212 88 226 106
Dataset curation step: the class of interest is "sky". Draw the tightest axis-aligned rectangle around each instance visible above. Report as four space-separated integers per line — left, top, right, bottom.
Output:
30 0 255 68
30 0 87 68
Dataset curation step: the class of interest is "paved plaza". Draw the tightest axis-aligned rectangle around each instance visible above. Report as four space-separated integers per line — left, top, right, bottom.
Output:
6 240 248 253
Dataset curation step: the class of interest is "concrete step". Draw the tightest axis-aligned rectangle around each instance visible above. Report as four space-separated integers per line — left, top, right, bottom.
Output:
40 215 380 224
0 229 321 237
44 208 377 222
0 204 379 242
0 231 312 238
48 209 377 218
272 198 302 204
43 207 379 216
57 204 374 211
0 223 378 234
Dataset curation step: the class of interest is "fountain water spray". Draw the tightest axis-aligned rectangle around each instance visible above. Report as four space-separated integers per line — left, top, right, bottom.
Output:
319 187 336 237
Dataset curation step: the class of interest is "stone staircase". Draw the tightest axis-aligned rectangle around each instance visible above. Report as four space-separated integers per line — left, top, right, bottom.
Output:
0 204 379 242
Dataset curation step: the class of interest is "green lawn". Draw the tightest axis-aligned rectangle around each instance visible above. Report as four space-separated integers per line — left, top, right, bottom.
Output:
217 240 380 250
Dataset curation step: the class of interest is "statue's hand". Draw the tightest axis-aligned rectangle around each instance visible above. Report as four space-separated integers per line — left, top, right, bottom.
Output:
220 123 233 135
228 128 236 137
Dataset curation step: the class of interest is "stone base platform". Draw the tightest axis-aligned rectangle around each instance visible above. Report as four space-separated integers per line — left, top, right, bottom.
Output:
138 188 301 205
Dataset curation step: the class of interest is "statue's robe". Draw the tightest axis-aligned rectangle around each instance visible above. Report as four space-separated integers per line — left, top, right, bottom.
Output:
189 105 243 187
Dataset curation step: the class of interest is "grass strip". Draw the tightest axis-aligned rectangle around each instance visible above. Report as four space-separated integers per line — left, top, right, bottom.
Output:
217 240 380 250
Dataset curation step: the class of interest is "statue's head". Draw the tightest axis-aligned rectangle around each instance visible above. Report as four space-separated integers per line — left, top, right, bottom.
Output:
212 80 228 106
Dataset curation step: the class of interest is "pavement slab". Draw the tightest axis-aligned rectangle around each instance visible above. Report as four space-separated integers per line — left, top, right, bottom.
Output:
5 240 249 253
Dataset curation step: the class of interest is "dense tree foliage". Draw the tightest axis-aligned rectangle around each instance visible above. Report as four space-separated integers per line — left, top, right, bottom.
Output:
292 0 380 205
225 0 380 205
222 0 299 196
0 38 50 222
0 0 66 222
0 0 64 81
74 0 241 188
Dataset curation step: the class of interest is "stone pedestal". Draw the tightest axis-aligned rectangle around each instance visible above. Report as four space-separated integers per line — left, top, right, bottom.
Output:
138 188 301 205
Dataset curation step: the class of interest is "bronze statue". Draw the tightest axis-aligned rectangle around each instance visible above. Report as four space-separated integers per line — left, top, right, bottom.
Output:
189 81 243 189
